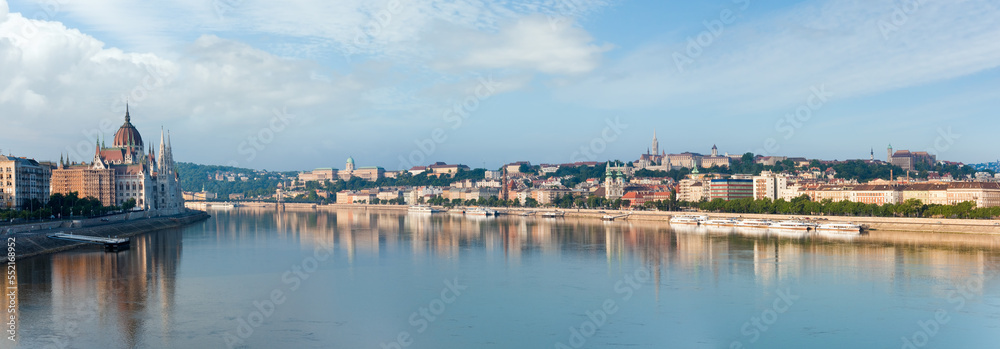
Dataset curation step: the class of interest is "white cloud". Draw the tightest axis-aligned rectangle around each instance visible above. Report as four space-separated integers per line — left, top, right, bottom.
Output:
431 15 611 75
0 5 369 168
0 0 620 169
555 0 1000 113
16 0 613 73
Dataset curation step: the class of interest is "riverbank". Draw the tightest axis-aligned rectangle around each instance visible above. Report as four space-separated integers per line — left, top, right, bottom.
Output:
12 210 211 259
258 203 1000 235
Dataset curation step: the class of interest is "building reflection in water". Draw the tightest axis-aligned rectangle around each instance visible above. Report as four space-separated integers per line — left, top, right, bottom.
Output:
216 208 999 303
305 209 998 300
14 226 183 348
12 208 999 348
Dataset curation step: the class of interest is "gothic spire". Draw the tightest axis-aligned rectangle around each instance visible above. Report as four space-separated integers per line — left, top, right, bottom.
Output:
167 130 173 161
158 127 167 174
125 101 131 124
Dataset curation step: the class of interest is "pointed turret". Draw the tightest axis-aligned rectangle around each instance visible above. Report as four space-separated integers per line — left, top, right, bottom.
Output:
167 130 174 172
149 147 157 173
651 129 659 156
158 127 167 174
92 138 107 169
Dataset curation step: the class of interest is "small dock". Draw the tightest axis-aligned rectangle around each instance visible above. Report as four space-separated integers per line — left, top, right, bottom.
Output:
602 213 630 221
48 233 131 252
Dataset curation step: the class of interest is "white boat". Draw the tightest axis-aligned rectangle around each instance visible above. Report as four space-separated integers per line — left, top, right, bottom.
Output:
670 215 707 225
816 222 862 234
703 218 737 227
408 205 441 214
815 230 860 241
541 211 564 218
466 207 497 216
770 221 816 231
671 224 708 234
735 219 773 228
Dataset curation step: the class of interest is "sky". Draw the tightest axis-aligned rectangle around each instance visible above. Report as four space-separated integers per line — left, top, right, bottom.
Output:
0 0 998 171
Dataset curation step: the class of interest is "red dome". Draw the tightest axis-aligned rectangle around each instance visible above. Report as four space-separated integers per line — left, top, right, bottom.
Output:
113 107 143 148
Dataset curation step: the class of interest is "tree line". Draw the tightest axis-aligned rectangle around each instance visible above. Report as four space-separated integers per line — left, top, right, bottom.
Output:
1 192 127 222
674 195 1000 219
176 162 294 199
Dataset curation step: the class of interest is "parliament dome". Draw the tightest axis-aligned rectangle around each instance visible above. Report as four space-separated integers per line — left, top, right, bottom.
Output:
113 106 143 148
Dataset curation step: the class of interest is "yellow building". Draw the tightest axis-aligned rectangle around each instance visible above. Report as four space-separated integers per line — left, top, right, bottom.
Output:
947 182 1000 207
298 168 338 183
50 166 116 207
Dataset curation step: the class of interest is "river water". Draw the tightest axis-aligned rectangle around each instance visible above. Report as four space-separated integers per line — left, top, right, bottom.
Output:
8 208 1000 348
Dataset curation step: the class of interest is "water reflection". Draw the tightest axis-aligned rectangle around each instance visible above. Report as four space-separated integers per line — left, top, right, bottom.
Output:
213 208 1000 292
10 208 1000 348
15 228 183 349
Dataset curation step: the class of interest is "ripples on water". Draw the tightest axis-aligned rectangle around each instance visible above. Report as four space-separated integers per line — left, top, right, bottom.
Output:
9 208 1000 348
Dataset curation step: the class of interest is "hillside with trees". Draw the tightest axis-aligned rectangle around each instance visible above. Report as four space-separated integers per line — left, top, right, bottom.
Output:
175 162 294 199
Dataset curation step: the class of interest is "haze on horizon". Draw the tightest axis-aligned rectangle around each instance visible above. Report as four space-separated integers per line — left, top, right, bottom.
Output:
1 0 998 171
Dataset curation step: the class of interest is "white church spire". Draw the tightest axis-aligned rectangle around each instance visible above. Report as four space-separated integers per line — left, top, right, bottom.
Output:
651 129 659 156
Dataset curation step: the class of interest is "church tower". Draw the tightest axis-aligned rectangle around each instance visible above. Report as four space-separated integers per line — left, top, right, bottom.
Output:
651 129 659 156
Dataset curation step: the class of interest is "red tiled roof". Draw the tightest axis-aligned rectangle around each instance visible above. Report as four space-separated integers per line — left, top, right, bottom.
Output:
622 192 642 199
100 149 126 162
112 164 146 175
948 182 1000 190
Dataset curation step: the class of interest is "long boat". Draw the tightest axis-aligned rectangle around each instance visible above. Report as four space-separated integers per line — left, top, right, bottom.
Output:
735 219 773 228
408 205 442 214
466 207 497 216
540 211 565 218
703 218 737 227
670 215 707 225
770 221 816 231
815 222 862 234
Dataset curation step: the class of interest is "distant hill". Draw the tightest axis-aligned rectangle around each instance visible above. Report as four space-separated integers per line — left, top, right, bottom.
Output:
175 162 295 199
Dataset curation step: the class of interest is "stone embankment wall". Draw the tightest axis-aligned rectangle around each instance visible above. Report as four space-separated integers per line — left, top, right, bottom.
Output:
12 211 210 260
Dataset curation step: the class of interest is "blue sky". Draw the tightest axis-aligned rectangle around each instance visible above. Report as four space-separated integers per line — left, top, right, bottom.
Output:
1 0 998 171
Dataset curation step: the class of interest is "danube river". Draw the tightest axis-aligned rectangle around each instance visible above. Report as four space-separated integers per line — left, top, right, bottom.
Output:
9 208 1000 348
